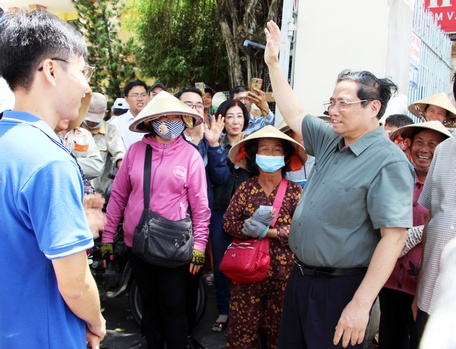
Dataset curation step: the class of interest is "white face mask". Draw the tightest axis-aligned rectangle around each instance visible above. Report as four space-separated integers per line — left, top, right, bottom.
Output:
151 119 185 140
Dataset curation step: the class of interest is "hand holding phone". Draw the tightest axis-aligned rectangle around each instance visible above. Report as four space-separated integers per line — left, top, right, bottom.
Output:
250 78 263 94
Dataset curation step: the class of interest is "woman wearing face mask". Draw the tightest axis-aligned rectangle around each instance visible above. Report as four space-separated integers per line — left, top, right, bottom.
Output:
222 125 304 349
102 91 210 349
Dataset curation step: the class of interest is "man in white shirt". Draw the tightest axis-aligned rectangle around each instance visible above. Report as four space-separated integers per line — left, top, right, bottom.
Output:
111 80 149 149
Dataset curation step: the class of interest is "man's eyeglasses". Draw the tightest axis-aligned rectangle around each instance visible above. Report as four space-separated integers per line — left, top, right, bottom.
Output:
184 102 204 111
37 57 95 82
323 99 371 112
127 93 148 99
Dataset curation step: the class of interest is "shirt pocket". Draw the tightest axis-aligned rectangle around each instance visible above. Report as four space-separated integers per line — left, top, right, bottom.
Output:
317 180 367 228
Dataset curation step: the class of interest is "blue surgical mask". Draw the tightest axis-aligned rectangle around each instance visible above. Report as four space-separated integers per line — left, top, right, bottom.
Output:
83 120 102 130
255 154 285 173
152 119 185 140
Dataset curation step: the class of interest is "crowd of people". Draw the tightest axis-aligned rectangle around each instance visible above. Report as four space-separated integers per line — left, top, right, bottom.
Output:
1 8 456 349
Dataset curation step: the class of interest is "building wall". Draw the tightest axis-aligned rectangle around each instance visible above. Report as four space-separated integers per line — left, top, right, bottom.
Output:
291 0 413 114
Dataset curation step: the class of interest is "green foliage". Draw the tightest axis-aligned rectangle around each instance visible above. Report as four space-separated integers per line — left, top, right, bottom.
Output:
71 0 137 102
126 0 229 91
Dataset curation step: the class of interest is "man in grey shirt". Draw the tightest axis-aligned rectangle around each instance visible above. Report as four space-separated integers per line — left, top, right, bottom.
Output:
264 21 414 349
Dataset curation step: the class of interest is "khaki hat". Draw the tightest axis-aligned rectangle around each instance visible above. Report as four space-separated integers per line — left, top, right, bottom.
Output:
408 93 456 123
389 120 452 146
129 91 203 133
85 92 107 123
68 88 92 130
228 125 306 171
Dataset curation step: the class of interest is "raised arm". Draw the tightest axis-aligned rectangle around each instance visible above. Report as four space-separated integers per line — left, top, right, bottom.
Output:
264 20 310 137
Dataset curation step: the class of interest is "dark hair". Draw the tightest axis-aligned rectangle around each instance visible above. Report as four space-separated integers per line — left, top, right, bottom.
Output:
229 86 248 99
124 80 148 97
204 85 214 97
0 9 88 91
175 86 202 100
244 138 296 177
336 70 398 119
215 99 250 132
384 114 413 128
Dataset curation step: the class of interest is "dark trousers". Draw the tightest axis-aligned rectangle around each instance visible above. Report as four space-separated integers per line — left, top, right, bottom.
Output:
128 249 189 349
278 265 365 349
209 209 233 315
416 309 429 345
378 287 418 349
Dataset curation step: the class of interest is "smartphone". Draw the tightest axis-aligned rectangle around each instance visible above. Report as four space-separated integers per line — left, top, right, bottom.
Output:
250 78 263 93
195 82 205 95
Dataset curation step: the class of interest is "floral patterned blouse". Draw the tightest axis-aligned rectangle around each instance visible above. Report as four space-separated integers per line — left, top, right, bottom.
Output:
222 176 302 280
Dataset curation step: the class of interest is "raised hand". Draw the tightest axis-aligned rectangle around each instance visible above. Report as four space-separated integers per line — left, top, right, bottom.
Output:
264 20 282 66
204 114 225 147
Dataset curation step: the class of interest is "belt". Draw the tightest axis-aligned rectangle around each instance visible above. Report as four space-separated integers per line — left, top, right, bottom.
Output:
294 258 367 278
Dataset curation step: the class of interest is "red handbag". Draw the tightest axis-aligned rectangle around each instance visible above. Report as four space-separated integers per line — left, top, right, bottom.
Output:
220 179 288 284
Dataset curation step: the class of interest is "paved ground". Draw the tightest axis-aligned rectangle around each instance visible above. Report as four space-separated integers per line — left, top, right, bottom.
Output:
99 282 227 349
99 282 378 349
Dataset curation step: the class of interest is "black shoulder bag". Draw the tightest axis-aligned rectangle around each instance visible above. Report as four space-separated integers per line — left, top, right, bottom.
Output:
132 145 194 268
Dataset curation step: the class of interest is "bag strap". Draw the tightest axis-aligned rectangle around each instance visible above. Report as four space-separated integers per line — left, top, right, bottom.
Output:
143 145 152 209
270 178 288 227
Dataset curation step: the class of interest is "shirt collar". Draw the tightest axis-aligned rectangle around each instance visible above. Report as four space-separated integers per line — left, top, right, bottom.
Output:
339 126 385 156
2 110 61 143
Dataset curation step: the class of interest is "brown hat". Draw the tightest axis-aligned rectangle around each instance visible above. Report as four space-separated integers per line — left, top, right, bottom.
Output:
408 93 456 123
229 125 306 171
85 92 107 123
389 120 452 149
68 88 92 130
129 91 203 133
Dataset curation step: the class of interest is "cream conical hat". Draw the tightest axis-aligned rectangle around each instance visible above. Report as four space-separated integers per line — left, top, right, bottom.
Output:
278 115 330 134
129 91 203 133
389 120 452 144
408 93 456 122
228 125 306 171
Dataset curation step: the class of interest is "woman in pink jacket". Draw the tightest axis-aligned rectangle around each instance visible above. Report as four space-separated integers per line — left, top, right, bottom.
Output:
102 91 210 349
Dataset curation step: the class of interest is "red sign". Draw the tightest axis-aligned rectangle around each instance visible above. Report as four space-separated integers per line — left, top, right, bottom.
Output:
426 0 456 33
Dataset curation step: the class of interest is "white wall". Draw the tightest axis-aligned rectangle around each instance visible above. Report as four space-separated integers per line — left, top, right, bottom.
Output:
290 0 413 115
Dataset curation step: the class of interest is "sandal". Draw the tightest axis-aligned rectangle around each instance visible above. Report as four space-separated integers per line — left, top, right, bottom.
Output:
212 318 228 332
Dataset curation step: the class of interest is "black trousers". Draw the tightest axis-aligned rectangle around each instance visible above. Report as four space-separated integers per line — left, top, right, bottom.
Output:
128 249 193 349
378 287 418 349
278 265 365 349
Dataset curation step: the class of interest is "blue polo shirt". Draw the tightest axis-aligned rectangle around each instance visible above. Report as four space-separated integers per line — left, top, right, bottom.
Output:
0 111 94 348
289 115 414 268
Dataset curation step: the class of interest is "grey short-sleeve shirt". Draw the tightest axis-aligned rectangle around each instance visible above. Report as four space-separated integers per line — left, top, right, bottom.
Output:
289 115 414 268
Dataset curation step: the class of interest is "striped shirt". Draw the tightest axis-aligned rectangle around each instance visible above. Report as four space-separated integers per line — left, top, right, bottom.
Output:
418 137 456 314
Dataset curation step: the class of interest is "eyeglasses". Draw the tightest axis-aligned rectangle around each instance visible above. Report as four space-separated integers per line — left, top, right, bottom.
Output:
323 99 371 112
37 57 95 82
184 102 204 111
127 93 148 99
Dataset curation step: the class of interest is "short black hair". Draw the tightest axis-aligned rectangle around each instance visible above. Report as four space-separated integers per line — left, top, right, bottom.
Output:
175 86 202 100
336 70 398 119
0 9 87 91
384 114 413 128
124 80 148 97
229 86 248 99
